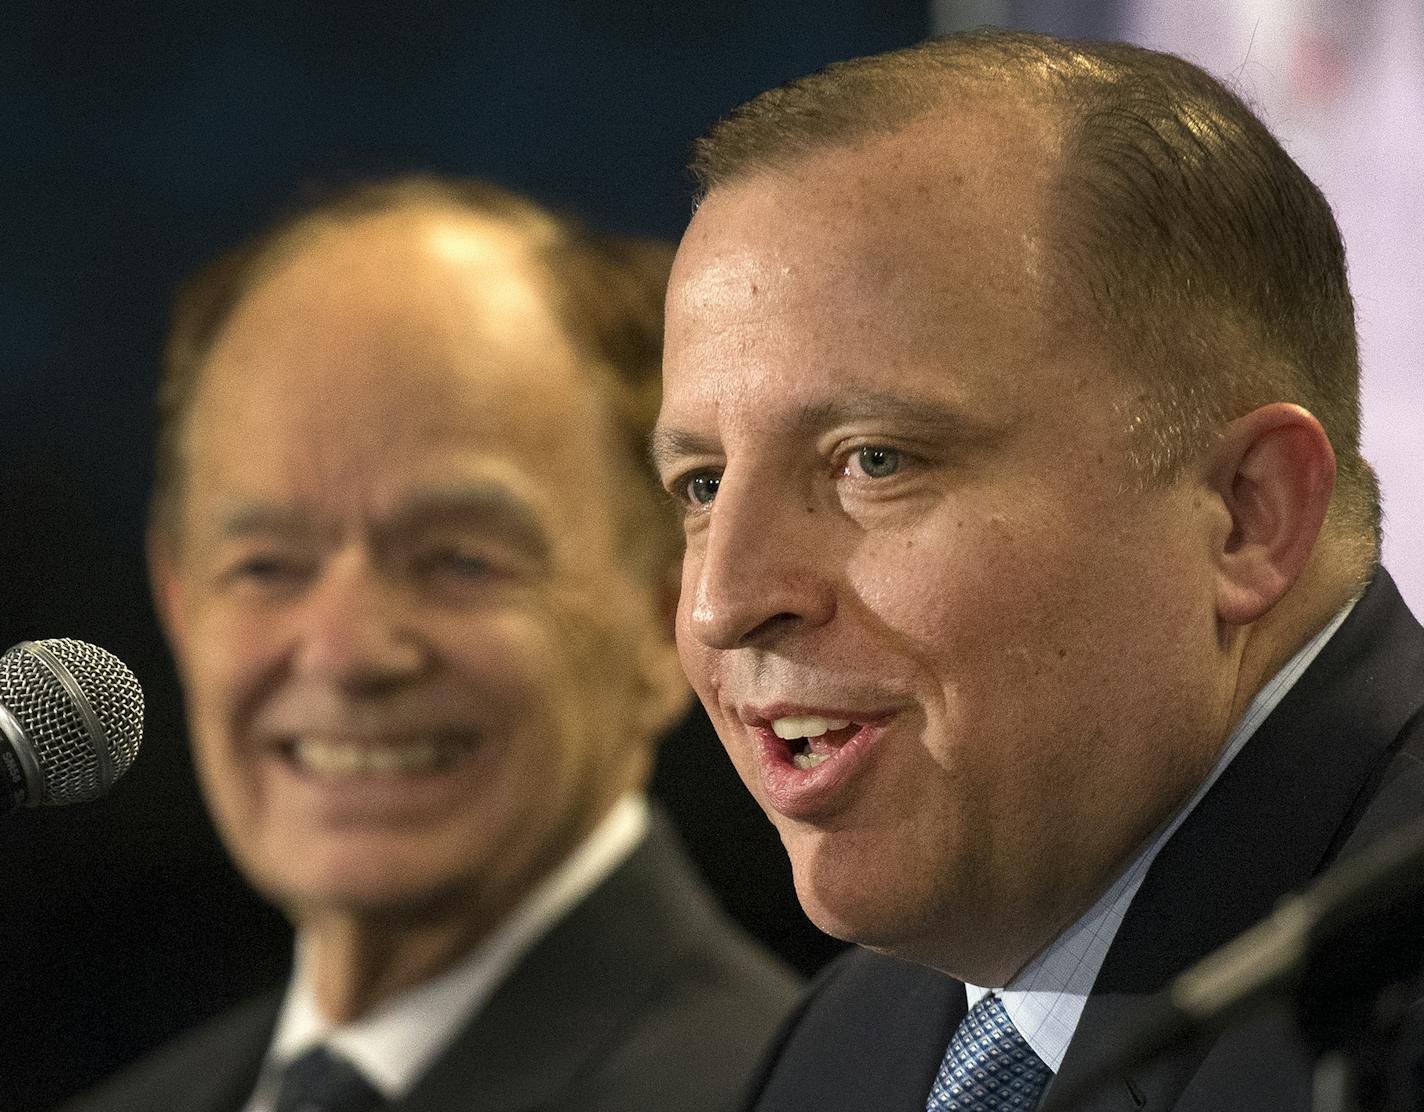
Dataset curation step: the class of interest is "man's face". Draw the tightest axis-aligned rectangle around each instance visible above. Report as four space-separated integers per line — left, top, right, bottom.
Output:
155 211 680 936
657 110 1237 982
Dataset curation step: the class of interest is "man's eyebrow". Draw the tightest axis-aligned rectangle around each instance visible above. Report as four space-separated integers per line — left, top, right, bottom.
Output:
793 390 1003 441
216 484 554 563
217 504 320 541
386 482 553 563
649 389 1003 471
649 426 722 473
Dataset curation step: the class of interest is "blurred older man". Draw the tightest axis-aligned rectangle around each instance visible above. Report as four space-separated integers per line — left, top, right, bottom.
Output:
66 176 799 1112
654 29 1424 1112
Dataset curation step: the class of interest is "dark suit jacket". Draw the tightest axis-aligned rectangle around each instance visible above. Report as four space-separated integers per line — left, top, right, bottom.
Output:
61 816 802 1112
746 569 1424 1112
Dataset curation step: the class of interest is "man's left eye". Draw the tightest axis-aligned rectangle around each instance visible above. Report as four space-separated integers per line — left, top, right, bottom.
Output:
850 446 902 479
424 549 491 578
450 551 493 574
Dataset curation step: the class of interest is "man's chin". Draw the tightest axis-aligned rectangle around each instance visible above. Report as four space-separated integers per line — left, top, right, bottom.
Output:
257 860 485 931
791 869 917 953
788 847 982 973
799 897 999 982
799 877 1047 985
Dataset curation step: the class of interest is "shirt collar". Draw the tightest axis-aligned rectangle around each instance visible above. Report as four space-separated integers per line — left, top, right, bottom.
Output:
965 602 1355 1071
252 794 649 1105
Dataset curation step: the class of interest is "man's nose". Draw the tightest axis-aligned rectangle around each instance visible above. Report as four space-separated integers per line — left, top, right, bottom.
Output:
293 551 429 691
685 473 836 651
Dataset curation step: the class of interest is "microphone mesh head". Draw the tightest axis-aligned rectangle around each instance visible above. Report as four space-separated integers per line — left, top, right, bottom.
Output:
0 638 144 805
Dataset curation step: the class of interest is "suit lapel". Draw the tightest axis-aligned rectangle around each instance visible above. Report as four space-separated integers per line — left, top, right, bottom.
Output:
179 992 283 1112
751 950 965 1112
394 818 713 1112
1047 571 1424 1111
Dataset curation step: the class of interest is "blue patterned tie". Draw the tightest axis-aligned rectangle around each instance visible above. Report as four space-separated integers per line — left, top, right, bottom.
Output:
926 994 1053 1111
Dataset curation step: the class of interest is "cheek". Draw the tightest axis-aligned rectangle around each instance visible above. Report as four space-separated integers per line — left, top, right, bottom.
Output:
843 508 1196 744
845 518 1056 669
482 591 648 783
448 617 548 723
548 580 647 706
175 629 273 853
852 494 1186 646
178 603 280 738
169 601 291 822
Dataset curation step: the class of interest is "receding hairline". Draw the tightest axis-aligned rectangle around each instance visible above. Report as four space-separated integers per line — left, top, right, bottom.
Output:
173 201 592 483
689 34 1092 202
151 174 683 581
684 29 1380 574
209 200 569 350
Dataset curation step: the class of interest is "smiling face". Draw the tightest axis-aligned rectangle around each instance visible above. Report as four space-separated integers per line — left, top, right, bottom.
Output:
154 209 680 940
657 106 1241 983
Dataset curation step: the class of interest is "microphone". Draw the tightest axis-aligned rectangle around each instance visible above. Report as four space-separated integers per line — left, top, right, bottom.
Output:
1171 816 1424 1046
0 639 144 812
1051 817 1424 1108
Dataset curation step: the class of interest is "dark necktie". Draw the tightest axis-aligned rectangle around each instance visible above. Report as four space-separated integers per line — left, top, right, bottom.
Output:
926 994 1054 1111
273 1046 386 1112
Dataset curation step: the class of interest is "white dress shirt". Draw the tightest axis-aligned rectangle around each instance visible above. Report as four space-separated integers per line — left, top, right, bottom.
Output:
965 603 1355 1070
241 794 650 1112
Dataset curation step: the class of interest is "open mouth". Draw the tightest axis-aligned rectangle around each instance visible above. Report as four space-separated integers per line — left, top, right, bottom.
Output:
276 736 476 778
749 709 889 819
772 715 863 769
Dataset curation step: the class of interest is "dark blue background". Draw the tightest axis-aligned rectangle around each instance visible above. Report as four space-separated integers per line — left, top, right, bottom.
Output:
0 4 926 1107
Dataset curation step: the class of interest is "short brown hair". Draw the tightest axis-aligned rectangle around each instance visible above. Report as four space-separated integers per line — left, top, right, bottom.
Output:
692 29 1380 565
152 174 679 579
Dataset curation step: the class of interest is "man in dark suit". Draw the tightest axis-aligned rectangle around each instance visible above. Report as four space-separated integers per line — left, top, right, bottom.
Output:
63 175 799 1112
652 28 1423 1111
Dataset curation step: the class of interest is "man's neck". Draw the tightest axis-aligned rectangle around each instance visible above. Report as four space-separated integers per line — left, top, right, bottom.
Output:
301 904 503 1024
1229 555 1365 730
293 794 651 1024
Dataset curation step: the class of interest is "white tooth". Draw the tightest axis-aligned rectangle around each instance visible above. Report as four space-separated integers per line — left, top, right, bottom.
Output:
294 738 457 776
395 742 440 771
773 715 851 740
325 745 352 771
793 751 831 770
363 748 401 772
295 739 338 772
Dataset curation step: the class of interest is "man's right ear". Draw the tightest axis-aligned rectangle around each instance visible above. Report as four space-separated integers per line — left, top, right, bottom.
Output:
1201 402 1335 627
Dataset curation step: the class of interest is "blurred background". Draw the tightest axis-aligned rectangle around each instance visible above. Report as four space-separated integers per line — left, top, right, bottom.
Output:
1 2 1418 1108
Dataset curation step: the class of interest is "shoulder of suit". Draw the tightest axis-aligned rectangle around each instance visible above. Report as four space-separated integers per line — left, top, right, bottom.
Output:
52 992 279 1112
